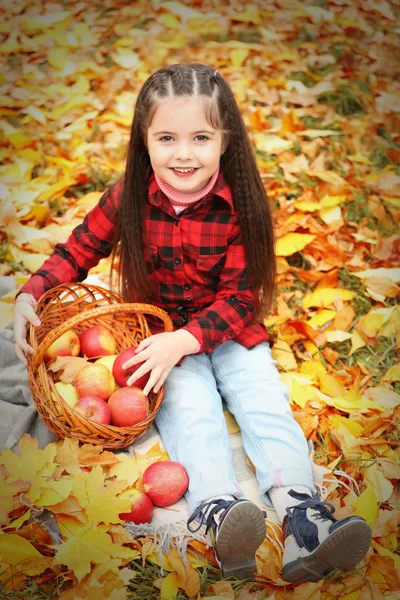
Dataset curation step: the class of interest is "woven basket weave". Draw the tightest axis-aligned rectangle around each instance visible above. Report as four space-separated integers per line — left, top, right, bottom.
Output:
27 283 174 449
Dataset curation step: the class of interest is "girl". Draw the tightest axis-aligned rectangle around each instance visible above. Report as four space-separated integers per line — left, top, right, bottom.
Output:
14 63 371 583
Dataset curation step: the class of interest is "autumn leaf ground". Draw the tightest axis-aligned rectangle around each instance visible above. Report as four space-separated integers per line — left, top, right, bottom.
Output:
1 1 399 599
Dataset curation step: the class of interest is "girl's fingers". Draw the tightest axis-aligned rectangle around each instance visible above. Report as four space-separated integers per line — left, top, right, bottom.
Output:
135 336 155 353
142 369 163 397
15 343 28 366
126 360 153 386
153 370 169 394
122 349 151 370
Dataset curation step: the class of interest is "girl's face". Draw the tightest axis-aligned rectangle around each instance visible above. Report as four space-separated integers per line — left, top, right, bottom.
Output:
146 96 225 193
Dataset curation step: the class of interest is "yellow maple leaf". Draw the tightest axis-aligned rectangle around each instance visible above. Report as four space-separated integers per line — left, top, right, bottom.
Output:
0 434 57 503
0 466 29 523
54 521 138 581
36 477 74 507
0 533 52 576
107 454 139 486
71 465 131 524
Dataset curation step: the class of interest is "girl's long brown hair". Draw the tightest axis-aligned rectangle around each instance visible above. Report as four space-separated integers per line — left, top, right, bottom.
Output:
110 63 276 321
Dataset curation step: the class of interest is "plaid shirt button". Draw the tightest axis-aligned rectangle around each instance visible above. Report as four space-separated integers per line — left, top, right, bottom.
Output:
210 341 216 348
174 257 181 264
184 283 191 290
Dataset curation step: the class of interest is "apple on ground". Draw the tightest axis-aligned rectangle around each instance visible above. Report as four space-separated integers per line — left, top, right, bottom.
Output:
118 489 154 524
73 395 112 424
112 347 150 390
44 330 80 362
74 363 116 400
143 461 189 507
79 325 117 359
108 386 149 427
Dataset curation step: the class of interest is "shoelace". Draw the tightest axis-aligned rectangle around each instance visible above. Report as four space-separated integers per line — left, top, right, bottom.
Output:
284 489 337 548
187 498 237 535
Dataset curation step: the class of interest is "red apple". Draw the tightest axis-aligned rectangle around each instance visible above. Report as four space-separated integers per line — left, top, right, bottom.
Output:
73 395 112 424
79 325 117 359
119 489 154 524
44 330 80 362
108 386 148 427
112 347 150 390
74 363 116 400
143 461 189 507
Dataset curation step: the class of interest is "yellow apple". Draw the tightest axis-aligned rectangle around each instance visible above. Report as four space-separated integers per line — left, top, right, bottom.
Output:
95 354 118 372
54 382 79 408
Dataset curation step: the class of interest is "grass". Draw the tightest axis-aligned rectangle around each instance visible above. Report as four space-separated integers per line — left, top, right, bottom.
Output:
126 558 260 600
0 579 64 600
0 560 267 600
317 84 367 117
338 267 372 317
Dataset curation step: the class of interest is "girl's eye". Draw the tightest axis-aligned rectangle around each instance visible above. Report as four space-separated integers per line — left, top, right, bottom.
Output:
159 135 209 142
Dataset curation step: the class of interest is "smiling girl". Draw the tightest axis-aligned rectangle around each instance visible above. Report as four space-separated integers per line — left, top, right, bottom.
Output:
14 63 371 583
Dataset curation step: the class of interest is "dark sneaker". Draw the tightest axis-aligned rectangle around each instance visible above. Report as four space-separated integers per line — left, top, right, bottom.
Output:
187 498 266 579
281 490 372 583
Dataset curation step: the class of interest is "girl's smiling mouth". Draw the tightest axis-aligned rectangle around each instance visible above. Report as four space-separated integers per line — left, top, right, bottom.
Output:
170 167 199 177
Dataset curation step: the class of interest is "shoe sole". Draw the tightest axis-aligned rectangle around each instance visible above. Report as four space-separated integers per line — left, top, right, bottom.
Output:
281 518 372 583
215 501 266 580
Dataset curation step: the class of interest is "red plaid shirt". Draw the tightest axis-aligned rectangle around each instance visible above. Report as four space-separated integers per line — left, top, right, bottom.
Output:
19 171 271 354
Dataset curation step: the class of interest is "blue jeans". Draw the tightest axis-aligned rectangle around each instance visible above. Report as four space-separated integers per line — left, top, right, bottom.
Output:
155 341 316 515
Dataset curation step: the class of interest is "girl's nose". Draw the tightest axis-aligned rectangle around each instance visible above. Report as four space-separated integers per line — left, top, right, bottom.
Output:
174 143 194 161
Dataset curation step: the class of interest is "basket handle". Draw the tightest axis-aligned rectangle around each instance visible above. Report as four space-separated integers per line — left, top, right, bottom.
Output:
30 303 174 371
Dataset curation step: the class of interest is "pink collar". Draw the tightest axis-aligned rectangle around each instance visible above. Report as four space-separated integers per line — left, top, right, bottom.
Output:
154 165 220 207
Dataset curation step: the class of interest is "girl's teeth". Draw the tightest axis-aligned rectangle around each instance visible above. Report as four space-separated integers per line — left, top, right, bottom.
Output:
174 168 195 172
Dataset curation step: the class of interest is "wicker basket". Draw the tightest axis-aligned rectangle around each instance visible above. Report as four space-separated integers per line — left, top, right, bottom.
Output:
27 283 174 449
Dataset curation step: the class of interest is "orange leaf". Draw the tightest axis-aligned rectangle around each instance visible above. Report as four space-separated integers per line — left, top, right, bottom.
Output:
47 355 89 384
166 547 200 598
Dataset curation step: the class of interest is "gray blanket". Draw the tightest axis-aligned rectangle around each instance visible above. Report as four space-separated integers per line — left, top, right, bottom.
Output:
0 274 56 451
0 325 57 451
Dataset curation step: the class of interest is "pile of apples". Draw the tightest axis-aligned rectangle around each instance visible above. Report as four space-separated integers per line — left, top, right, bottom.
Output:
120 460 190 524
46 324 152 427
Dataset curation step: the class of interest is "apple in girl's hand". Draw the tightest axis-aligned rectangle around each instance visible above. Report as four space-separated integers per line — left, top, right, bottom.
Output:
74 363 116 400
118 489 154 524
73 395 112 424
79 325 117 359
112 347 150 389
44 330 80 362
143 461 189 507
108 386 149 427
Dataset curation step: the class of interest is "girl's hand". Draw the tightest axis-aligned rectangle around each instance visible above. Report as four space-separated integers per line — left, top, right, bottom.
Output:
123 330 199 396
13 293 41 365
